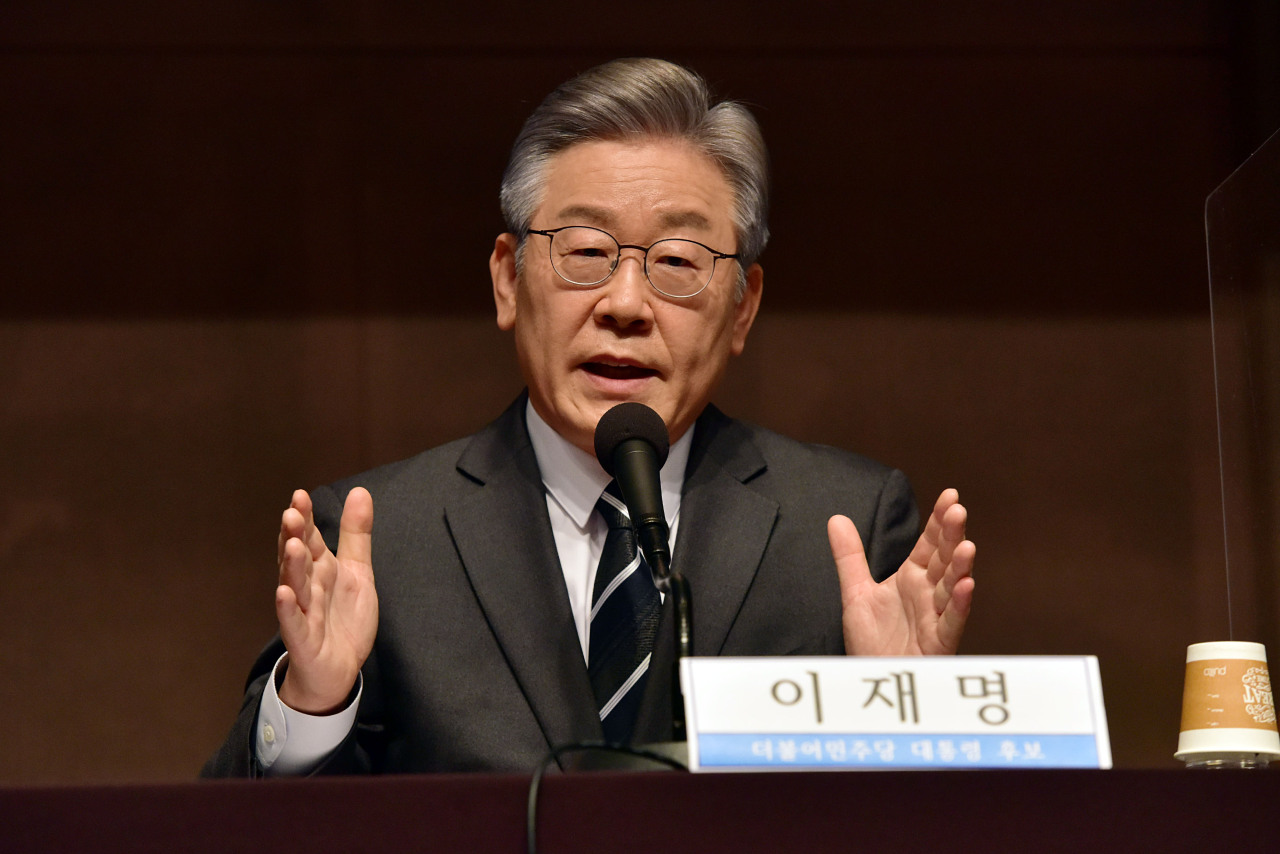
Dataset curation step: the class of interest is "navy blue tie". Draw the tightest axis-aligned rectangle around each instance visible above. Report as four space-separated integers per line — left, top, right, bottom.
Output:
588 481 662 744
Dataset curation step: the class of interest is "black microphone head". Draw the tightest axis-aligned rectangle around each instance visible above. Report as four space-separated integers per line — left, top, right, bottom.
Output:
593 402 670 476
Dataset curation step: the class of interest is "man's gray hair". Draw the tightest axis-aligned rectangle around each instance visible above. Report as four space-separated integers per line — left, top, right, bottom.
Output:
499 58 769 294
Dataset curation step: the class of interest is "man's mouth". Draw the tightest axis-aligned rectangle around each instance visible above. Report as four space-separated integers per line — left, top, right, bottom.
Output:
582 361 658 380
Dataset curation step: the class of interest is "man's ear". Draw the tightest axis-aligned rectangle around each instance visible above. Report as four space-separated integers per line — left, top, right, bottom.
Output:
730 263 764 356
491 233 520 331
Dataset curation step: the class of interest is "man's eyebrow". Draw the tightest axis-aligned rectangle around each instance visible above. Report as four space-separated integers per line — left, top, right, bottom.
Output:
656 210 712 231
553 205 614 226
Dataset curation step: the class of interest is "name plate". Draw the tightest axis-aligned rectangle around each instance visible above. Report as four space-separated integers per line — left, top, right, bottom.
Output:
680 656 1111 771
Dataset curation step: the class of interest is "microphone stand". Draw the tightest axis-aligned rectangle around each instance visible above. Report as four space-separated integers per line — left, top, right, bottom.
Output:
666 571 693 743
646 549 693 762
615 441 692 748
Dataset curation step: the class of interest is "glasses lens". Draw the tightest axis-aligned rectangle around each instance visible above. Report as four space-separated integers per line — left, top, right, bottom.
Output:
550 227 617 285
646 239 715 297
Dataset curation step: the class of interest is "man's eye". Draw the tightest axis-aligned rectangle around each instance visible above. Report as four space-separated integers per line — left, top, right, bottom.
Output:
654 254 693 268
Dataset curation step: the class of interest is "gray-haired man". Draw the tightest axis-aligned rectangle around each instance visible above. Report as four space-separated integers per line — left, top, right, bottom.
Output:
205 58 974 777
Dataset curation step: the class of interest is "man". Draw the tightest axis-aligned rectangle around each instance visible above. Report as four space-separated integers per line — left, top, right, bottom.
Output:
204 58 974 777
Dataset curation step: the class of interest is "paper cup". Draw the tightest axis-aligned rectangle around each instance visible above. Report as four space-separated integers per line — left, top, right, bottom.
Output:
1175 641 1280 766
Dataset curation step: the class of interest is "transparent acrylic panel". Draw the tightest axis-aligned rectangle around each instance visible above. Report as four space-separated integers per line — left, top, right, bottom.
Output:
1206 126 1280 642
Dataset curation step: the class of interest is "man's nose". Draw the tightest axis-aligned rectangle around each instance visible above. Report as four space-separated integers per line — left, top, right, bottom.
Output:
595 251 652 325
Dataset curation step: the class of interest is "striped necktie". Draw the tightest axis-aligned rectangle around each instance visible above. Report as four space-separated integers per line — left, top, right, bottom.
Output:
588 480 662 744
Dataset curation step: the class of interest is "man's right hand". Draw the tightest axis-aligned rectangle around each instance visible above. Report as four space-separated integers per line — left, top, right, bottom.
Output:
275 487 377 714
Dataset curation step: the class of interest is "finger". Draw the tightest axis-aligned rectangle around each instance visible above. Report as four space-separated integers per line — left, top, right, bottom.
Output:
277 490 310 565
940 500 968 549
927 488 959 533
927 501 968 583
278 509 306 564
336 487 374 569
935 570 976 654
278 535 313 612
910 488 959 568
275 581 307 648
292 488 313 517
828 514 872 605
934 537 976 614
295 491 333 563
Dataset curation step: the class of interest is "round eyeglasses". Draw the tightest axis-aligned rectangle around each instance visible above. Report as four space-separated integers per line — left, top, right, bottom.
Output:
526 225 739 298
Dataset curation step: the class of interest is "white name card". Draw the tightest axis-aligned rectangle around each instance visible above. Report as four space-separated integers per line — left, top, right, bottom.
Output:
680 656 1111 771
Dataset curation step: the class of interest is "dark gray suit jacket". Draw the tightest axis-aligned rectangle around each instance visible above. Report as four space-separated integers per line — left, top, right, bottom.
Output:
203 397 917 776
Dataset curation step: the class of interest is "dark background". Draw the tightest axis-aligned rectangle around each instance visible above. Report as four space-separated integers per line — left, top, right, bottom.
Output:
2 1 1278 782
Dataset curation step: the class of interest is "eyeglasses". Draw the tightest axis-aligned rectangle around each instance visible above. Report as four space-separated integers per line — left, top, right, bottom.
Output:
526 225 739 299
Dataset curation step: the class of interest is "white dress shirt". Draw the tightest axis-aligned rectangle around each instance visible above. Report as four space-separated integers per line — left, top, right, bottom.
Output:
525 401 689 659
256 401 691 774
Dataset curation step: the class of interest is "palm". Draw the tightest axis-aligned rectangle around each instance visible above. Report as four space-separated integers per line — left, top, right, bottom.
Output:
832 489 975 656
288 544 376 672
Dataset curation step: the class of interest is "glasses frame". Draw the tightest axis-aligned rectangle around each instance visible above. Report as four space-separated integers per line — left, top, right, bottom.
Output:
526 225 739 299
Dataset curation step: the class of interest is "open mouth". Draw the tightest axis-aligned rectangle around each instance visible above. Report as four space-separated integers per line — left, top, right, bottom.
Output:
582 362 658 380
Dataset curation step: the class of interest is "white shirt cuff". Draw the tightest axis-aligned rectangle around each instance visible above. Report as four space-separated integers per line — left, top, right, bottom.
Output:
255 652 362 776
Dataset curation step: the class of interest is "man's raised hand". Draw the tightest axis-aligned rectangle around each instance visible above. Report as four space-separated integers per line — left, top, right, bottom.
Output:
831 488 975 656
275 487 377 713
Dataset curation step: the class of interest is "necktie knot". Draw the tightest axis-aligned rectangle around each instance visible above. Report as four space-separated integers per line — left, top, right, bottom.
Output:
595 481 631 531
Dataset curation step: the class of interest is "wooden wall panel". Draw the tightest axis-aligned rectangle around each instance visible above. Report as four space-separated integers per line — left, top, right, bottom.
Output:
0 313 1227 779
0 317 525 782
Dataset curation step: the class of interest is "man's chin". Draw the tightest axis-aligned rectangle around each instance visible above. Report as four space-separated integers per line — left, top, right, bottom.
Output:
574 401 663 455
582 399 691 448
536 390 675 453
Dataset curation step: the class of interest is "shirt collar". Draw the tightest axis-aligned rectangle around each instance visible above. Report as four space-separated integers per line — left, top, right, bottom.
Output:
525 399 691 530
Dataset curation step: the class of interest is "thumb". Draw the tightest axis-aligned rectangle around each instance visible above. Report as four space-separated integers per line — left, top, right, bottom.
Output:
336 487 374 567
828 514 873 606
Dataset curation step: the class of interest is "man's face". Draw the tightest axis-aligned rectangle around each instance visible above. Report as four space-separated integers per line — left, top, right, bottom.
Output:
491 138 763 456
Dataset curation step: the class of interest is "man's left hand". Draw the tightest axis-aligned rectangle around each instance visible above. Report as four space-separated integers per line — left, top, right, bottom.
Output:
831 489 975 656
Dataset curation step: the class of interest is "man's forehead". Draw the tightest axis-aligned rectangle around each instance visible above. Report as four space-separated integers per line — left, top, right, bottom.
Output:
549 203 714 232
535 138 735 235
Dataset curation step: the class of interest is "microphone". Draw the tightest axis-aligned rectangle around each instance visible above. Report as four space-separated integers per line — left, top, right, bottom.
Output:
593 402 672 586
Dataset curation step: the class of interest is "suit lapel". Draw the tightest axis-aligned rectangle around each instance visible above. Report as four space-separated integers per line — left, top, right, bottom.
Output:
634 406 779 743
443 400 601 753
674 406 779 655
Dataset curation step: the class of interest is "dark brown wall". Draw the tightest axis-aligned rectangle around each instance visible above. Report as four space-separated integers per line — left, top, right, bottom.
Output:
1 2 1274 782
